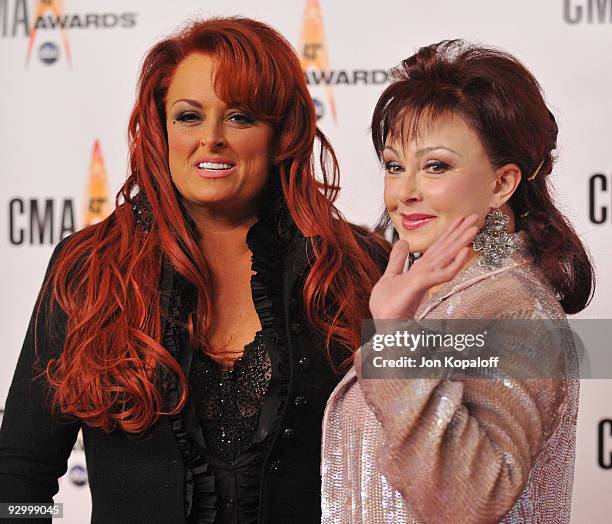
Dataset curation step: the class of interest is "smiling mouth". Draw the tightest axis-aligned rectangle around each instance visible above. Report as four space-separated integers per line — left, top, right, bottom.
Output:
195 161 237 178
197 162 235 170
400 215 436 231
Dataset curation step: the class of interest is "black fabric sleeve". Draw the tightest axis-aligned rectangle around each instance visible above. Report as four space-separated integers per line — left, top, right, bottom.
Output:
0 237 81 506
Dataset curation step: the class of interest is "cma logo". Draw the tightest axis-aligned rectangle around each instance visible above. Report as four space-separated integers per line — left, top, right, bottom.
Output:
564 0 612 23
588 174 612 224
9 198 76 245
599 419 612 468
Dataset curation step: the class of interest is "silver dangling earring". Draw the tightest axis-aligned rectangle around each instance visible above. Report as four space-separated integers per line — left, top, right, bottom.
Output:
473 208 518 269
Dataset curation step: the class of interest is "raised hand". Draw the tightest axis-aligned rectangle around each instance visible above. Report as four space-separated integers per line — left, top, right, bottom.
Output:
369 215 479 320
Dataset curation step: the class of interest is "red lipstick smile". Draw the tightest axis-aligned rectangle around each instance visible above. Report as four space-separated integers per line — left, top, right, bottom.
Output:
400 213 436 230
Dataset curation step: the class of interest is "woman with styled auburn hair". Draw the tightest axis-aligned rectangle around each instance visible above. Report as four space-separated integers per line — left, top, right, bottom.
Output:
322 40 593 523
0 17 388 523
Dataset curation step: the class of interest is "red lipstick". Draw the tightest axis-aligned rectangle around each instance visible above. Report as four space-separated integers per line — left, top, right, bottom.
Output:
400 213 436 231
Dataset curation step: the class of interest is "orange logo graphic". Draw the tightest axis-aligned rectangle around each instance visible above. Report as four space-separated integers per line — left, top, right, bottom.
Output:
83 140 111 227
26 0 71 67
299 0 337 122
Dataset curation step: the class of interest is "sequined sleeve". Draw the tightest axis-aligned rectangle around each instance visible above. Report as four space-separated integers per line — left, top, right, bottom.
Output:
355 309 576 524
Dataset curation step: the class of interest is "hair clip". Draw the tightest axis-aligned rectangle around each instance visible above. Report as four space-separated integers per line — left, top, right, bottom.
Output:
527 159 545 181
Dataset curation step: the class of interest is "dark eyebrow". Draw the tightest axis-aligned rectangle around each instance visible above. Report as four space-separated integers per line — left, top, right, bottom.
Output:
383 145 462 157
171 98 202 108
416 145 461 157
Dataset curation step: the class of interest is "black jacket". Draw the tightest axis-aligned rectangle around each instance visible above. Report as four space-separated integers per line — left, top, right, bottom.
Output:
0 217 388 523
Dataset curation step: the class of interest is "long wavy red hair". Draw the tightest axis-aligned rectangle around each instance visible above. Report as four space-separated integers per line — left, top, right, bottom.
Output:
41 17 388 434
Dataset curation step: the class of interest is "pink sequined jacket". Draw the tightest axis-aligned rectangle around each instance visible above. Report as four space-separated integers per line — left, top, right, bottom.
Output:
321 234 578 523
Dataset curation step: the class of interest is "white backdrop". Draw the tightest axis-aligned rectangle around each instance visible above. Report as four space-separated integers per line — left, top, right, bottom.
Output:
1 1 610 522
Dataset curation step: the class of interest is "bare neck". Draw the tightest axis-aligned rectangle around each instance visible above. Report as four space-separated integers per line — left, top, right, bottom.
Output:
185 203 258 272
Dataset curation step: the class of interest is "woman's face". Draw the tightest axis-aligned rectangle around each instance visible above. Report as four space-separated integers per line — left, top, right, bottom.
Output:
165 53 274 218
383 111 505 253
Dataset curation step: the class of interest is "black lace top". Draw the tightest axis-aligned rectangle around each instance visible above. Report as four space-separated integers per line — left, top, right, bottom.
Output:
162 175 296 524
190 330 273 463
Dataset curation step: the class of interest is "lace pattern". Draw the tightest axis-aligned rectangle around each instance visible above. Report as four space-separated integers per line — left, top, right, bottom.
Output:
190 330 273 462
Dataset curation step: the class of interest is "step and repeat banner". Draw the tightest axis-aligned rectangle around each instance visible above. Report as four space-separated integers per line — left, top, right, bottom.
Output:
1 0 610 522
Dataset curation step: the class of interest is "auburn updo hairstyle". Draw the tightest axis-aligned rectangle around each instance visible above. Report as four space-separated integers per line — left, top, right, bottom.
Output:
371 39 594 314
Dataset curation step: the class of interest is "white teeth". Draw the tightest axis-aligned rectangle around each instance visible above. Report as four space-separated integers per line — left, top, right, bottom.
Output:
197 162 234 170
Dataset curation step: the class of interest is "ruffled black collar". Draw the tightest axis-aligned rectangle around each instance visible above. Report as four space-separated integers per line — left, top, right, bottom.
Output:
159 174 299 523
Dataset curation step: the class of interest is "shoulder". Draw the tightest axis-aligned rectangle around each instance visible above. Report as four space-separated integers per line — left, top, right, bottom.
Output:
499 262 565 319
48 209 125 269
45 227 94 278
42 232 81 284
468 262 566 320
38 212 129 306
298 220 390 274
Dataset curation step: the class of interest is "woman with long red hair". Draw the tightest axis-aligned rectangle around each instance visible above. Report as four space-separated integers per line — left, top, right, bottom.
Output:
0 17 388 523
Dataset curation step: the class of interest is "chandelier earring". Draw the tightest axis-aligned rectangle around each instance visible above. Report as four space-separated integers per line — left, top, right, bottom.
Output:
472 208 518 269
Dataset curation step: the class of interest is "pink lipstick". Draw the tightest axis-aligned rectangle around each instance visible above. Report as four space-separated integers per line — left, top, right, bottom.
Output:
400 213 436 231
